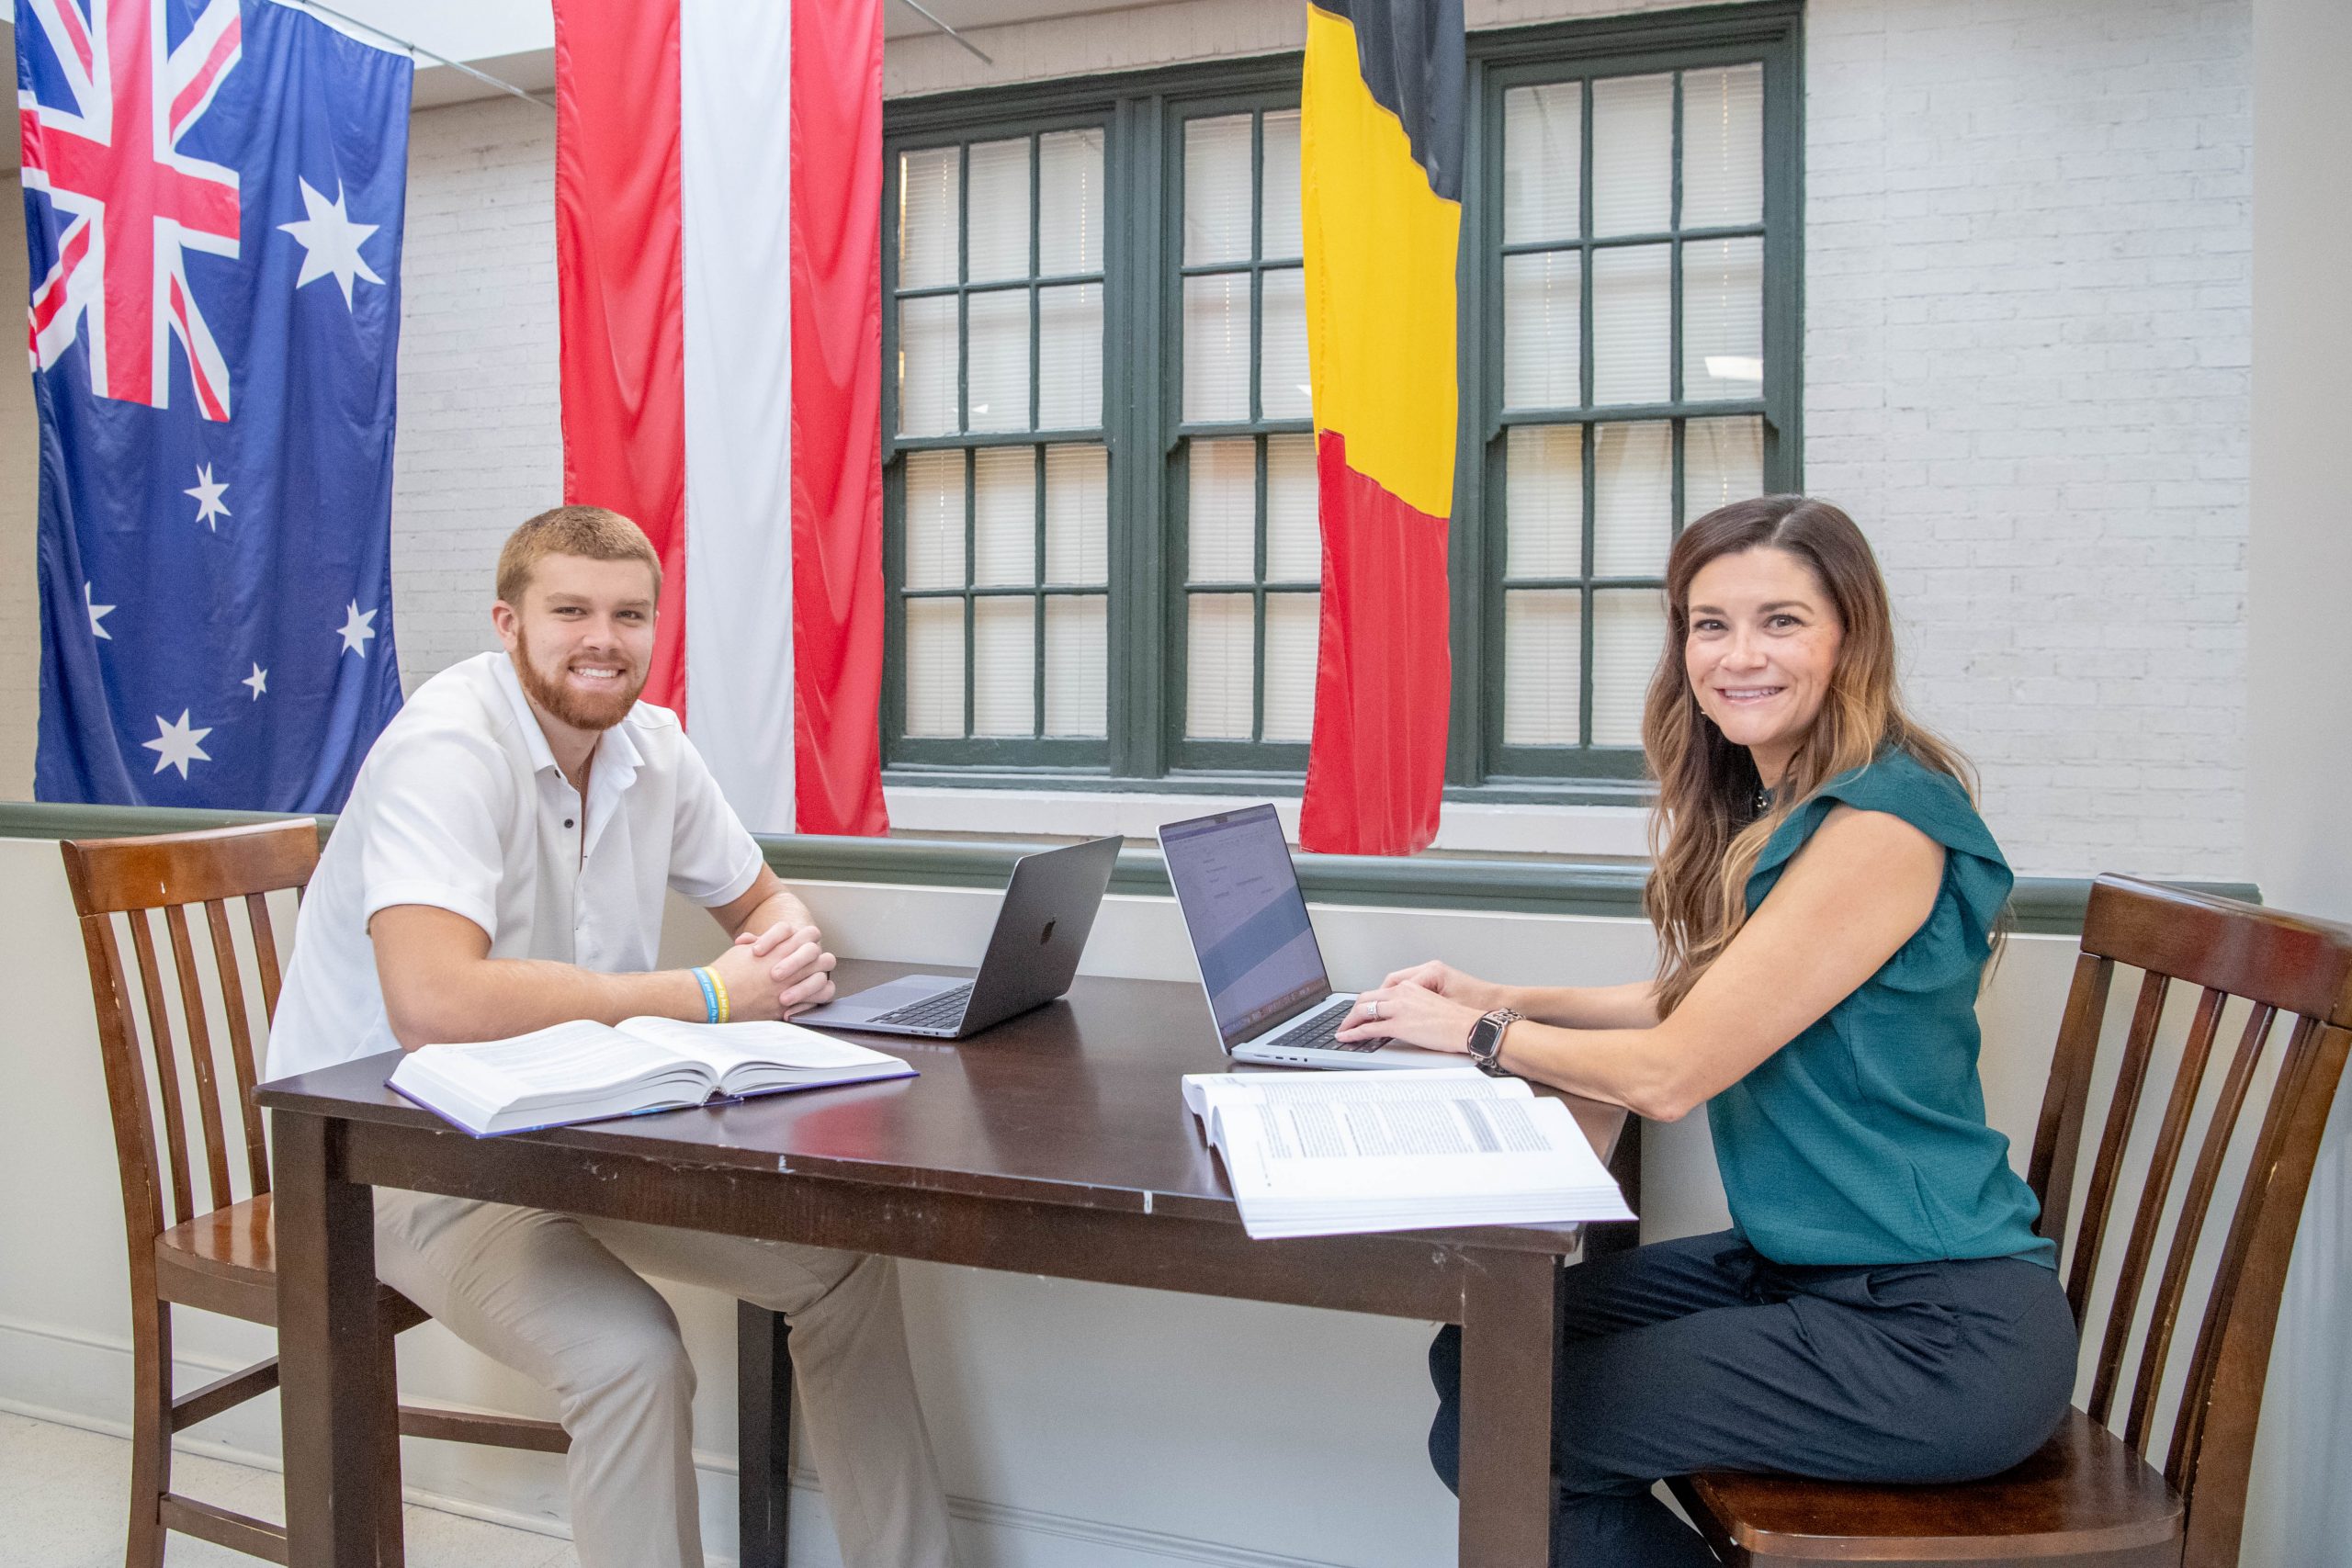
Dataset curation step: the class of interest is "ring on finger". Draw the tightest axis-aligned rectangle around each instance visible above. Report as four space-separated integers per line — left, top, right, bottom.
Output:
1368 999 1381 1021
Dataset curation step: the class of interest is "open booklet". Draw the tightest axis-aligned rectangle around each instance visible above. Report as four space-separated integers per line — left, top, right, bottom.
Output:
1183 1068 1634 1240
388 1016 917 1136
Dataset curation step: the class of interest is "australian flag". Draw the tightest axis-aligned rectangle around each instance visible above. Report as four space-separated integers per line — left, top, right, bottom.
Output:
22 0 411 810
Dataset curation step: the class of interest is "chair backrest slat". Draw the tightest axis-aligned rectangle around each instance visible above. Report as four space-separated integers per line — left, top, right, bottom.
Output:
124 908 196 1230
2168 1015 2350 1564
2029 876 2352 1568
247 889 286 1030
2086 985 2226 1425
2028 951 2114 1251
2125 1000 2276 1454
205 898 271 1197
59 823 319 1247
2064 968 2170 1323
164 903 235 1211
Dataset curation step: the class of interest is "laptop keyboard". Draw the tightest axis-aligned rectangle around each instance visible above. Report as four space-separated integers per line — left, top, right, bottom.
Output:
867 984 975 1030
1266 998 1387 1053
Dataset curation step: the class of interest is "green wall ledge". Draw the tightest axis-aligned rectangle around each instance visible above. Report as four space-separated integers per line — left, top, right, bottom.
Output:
0 799 2260 936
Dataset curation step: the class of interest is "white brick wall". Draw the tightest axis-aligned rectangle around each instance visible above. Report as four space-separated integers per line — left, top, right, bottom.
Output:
1804 0 2253 876
0 175 40 800
386 95 561 694
0 2 2261 883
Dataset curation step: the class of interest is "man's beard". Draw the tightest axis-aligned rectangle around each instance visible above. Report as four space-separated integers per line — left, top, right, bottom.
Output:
512 626 646 732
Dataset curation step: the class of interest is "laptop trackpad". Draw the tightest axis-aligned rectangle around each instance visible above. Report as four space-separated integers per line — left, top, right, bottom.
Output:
796 974 965 1025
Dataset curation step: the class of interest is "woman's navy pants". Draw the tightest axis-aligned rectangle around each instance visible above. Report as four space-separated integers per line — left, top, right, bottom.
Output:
1427 1230 2078 1566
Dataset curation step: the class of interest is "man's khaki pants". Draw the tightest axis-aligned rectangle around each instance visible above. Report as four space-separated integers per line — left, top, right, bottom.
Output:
375 1190 957 1568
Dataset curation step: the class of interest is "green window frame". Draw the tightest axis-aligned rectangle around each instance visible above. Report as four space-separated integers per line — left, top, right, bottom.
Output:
880 2 1802 803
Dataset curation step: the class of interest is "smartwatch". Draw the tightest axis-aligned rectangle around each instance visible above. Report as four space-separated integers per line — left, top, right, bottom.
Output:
1465 1008 1522 1077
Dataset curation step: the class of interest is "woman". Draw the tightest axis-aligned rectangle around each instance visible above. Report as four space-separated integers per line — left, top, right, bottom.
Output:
1337 495 2075 1565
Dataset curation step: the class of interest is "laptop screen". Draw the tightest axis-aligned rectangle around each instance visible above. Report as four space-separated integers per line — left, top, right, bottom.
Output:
1159 805 1332 1047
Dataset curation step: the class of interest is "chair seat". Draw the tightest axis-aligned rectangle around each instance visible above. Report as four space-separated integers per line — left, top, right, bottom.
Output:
1672 1410 2185 1563
156 1194 425 1333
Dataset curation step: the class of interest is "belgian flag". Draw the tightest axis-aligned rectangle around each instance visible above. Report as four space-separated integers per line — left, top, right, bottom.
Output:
1297 0 1465 856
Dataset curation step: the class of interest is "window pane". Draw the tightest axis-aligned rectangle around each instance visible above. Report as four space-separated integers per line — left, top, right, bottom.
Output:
903 449 967 590
1183 273 1250 423
1680 64 1763 229
903 598 965 737
972 596 1035 736
1045 594 1107 736
1038 129 1103 276
1502 250 1580 410
1591 73 1672 237
896 295 957 436
1503 82 1581 245
1260 267 1311 421
1591 589 1666 745
1261 592 1319 742
1187 438 1255 582
1590 243 1669 405
967 288 1029 431
1505 424 1582 579
1261 110 1303 261
1038 282 1102 429
1184 113 1253 265
1044 444 1108 585
973 446 1035 586
1185 593 1255 739
897 147 959 289
1684 416 1765 523
1504 590 1582 746
1682 236 1763 401
1265 433 1320 581
967 137 1031 283
1593 422 1672 576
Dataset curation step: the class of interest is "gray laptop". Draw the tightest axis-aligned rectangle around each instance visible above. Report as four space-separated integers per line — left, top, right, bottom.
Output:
1158 805 1462 1070
793 836 1122 1039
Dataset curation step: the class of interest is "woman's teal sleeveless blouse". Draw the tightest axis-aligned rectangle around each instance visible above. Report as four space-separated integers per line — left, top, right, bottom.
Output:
1705 750 2057 1269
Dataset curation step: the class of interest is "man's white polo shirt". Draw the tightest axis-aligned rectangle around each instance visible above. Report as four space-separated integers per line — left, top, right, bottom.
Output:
268 651 766 1081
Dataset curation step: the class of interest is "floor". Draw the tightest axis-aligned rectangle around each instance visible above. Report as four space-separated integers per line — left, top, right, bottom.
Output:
0 1411 582 1568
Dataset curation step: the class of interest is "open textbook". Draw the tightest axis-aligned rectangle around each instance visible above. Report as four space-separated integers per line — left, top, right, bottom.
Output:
1183 1068 1634 1240
388 1016 917 1136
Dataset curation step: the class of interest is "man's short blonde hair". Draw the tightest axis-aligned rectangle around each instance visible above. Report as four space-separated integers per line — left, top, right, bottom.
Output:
495 505 662 604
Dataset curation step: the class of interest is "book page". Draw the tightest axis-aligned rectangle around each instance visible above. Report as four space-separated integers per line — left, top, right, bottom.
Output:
414 1020 699 1101
1191 1072 1624 1209
1182 1067 1522 1119
616 1017 898 1077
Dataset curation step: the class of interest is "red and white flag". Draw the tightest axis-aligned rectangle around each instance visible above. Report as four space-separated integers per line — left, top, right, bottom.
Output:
552 0 888 836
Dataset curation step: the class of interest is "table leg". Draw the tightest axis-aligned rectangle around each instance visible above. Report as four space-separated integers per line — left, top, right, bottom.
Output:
273 1111 386 1568
737 1303 795 1568
1457 1249 1561 1568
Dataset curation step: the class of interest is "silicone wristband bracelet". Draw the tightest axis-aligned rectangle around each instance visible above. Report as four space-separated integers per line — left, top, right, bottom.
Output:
690 965 721 1025
706 965 730 1025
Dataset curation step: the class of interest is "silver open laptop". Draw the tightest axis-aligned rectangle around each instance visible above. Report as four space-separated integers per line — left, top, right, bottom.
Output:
794 836 1122 1039
1159 805 1462 1070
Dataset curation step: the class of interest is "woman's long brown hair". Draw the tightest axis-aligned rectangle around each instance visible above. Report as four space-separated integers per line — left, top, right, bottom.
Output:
1642 495 1985 1014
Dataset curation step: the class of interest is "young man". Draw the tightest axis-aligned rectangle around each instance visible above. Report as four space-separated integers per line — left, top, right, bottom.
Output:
270 505 957 1568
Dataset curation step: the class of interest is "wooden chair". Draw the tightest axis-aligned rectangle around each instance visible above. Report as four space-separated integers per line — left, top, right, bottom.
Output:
1668 874 2352 1568
61 822 580 1567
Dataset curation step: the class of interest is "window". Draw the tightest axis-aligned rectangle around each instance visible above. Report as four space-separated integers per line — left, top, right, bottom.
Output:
887 124 1113 768
1477 53 1783 783
1171 104 1318 773
882 5 1799 799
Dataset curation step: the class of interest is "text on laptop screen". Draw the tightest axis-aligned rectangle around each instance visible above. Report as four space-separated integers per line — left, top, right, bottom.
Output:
1160 807 1330 1044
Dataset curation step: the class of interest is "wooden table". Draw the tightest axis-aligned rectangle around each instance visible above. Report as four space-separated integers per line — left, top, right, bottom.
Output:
258 962 1626 1567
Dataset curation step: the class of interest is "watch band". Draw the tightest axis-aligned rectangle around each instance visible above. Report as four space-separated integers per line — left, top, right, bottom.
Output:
1468 1008 1521 1077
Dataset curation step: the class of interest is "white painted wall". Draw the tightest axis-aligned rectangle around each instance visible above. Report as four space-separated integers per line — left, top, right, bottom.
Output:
2236 3 2352 1565
0 831 2098 1568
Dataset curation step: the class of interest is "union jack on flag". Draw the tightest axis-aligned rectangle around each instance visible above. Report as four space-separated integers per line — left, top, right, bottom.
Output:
22 0 413 810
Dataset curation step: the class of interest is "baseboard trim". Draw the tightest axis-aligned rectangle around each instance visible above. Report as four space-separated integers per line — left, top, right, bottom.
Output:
0 1313 1362 1568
